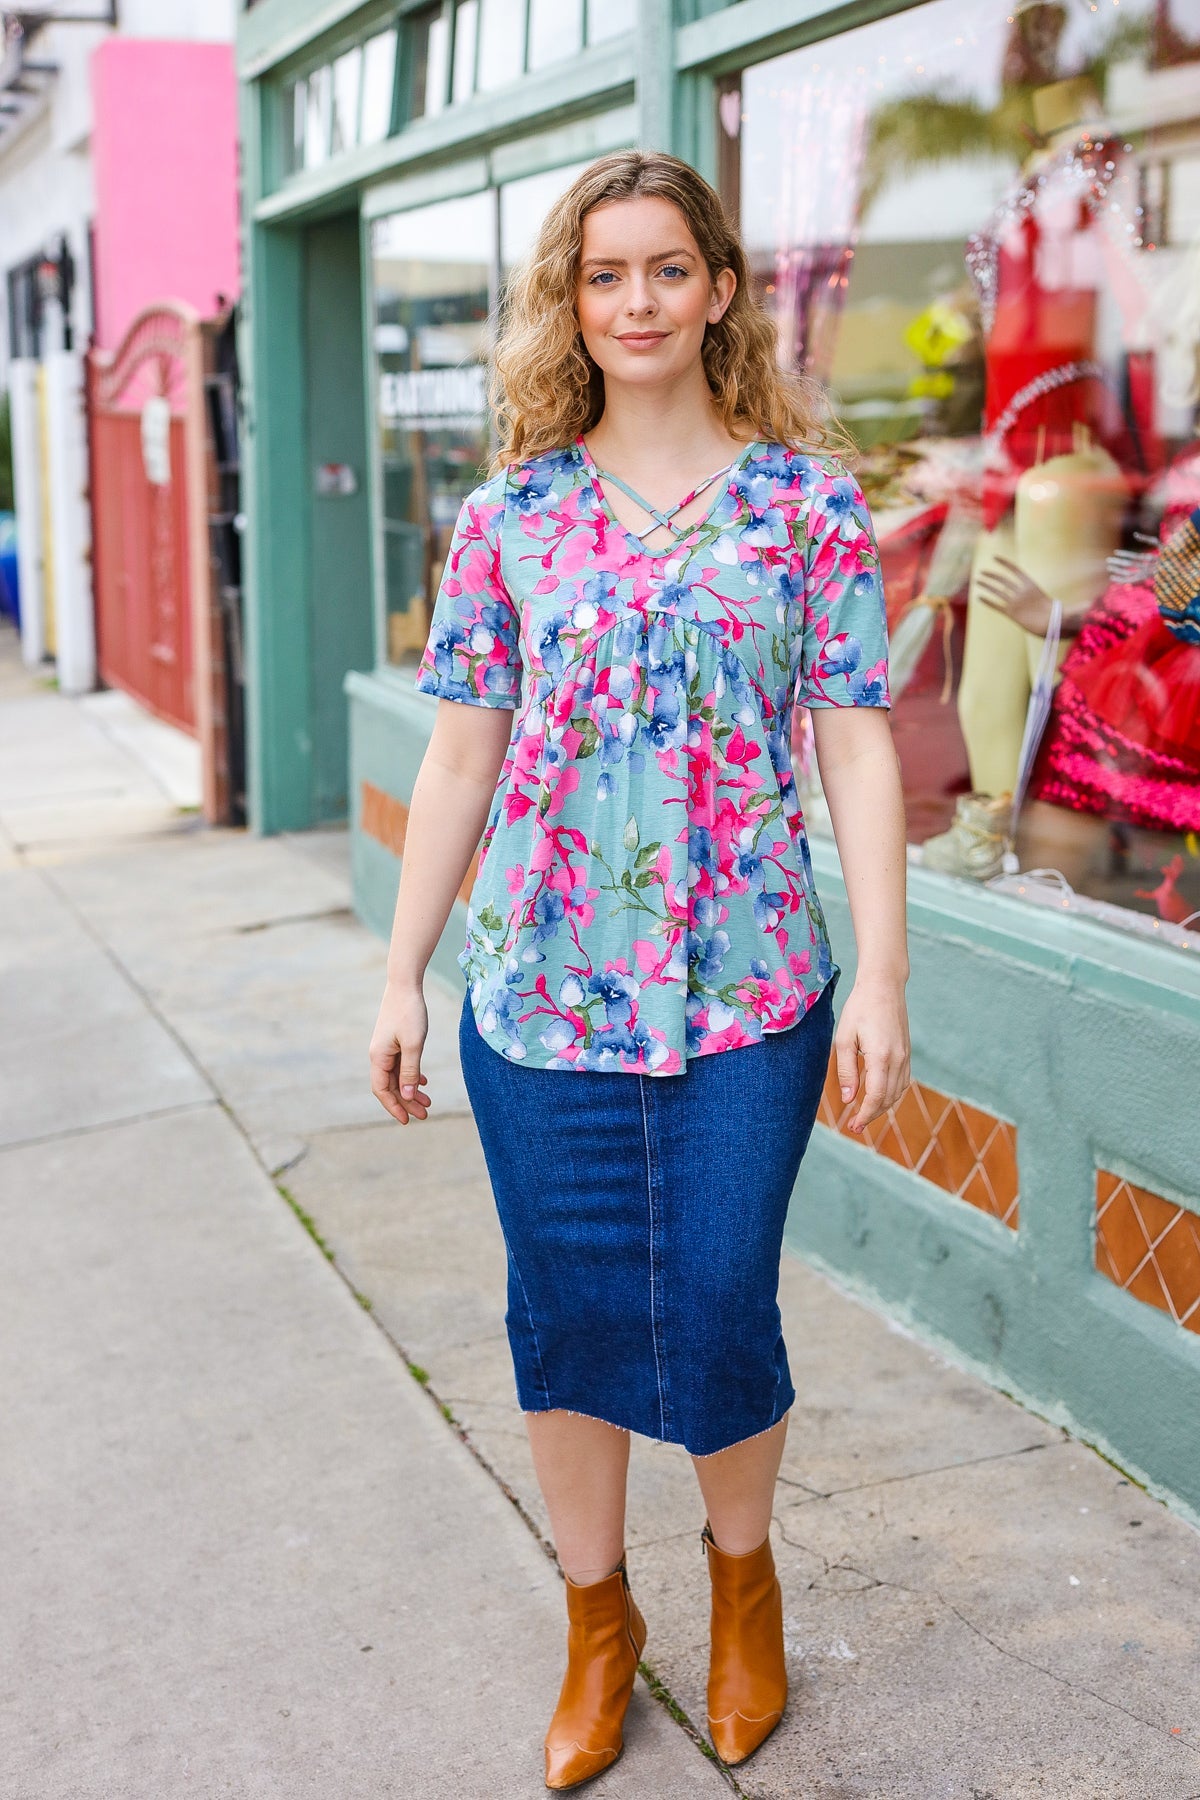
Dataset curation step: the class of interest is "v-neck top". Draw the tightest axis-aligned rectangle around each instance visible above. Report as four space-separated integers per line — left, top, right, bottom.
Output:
415 438 890 1074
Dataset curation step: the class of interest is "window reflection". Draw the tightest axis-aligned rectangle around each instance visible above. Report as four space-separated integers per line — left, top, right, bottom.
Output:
452 0 479 104
478 0 525 92
330 47 362 156
360 30 397 143
283 28 396 172
372 191 495 666
303 64 331 168
528 0 582 70
372 160 609 668
586 0 634 45
726 0 1200 941
500 159 594 274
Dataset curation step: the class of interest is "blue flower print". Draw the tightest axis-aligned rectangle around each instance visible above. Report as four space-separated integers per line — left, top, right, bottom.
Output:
689 928 731 983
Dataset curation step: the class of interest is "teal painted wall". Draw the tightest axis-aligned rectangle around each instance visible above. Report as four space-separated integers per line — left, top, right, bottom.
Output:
242 218 314 834
792 839 1200 1527
305 214 374 823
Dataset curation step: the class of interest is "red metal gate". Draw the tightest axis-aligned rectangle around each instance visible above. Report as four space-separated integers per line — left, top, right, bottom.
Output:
87 303 216 814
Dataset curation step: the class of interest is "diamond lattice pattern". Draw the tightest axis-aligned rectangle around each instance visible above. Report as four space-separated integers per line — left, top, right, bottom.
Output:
1095 1171 1200 1334
818 1060 1019 1229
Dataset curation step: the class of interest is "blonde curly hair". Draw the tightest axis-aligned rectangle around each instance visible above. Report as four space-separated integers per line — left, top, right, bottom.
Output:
487 150 847 474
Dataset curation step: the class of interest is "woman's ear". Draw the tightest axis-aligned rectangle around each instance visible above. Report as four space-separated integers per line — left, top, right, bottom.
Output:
708 267 737 323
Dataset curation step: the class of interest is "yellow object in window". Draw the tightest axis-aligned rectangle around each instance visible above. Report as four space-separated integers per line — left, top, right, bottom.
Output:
904 300 974 369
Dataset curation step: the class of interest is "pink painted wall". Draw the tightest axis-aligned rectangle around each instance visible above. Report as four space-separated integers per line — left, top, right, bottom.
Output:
90 38 240 349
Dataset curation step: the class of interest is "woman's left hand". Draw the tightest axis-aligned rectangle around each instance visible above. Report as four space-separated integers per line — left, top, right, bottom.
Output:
834 976 911 1134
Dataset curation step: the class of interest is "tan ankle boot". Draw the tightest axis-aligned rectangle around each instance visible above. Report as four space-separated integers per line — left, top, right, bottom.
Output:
543 1559 647 1791
703 1522 787 1765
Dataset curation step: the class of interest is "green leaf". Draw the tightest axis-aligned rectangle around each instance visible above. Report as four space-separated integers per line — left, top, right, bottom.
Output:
635 841 661 869
623 815 640 852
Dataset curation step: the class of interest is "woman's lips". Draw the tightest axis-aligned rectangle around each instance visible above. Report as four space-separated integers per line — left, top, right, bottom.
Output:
616 332 668 346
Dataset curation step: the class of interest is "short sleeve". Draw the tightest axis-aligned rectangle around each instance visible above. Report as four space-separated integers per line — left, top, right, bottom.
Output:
414 475 522 709
793 458 891 710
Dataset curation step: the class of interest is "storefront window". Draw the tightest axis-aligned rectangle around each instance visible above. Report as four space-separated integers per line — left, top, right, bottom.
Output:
284 28 397 174
372 190 494 667
478 0 525 93
452 0 479 103
410 7 449 120
586 0 634 45
500 159 593 274
371 159 599 668
724 0 1200 945
529 0 583 71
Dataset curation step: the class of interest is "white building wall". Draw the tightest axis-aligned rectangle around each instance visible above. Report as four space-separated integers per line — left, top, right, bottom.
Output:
0 0 234 386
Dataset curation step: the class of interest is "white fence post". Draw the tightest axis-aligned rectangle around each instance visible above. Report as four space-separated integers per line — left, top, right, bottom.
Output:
44 351 95 695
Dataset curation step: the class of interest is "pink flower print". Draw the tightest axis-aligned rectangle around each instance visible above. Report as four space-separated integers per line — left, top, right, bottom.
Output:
542 763 580 817
505 863 527 897
547 862 599 928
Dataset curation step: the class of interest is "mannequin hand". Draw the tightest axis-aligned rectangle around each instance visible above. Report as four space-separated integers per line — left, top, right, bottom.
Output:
835 976 911 1135
370 981 431 1123
975 557 1058 635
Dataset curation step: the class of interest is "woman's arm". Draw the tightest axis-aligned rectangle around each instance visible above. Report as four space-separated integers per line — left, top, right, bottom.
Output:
810 706 911 1134
368 699 514 1124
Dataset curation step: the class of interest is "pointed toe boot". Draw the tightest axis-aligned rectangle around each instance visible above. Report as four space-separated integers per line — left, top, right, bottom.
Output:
702 1522 787 1766
543 1559 647 1791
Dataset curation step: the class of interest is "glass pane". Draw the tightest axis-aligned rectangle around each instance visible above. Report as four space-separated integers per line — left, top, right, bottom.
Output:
586 0 633 44
287 78 306 175
452 0 479 103
371 189 495 667
414 10 449 119
529 0 581 71
330 46 362 155
477 0 524 91
302 64 332 169
360 29 397 144
500 159 595 275
731 0 1200 946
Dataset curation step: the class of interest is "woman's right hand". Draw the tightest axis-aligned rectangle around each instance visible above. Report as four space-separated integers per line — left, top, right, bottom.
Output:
369 981 431 1124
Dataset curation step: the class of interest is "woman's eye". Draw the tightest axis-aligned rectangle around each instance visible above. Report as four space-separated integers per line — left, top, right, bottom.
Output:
589 271 617 285
660 265 688 278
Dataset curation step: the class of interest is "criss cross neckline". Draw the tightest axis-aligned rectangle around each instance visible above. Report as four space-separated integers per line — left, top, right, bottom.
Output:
575 434 758 558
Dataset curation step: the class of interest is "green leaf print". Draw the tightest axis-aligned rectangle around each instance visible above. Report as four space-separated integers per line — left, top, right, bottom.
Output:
623 814 640 852
576 718 600 759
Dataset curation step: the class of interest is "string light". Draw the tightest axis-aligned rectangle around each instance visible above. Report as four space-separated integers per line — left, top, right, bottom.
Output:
967 138 1148 337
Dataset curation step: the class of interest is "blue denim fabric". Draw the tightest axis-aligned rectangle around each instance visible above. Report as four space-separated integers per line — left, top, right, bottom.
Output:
458 979 836 1457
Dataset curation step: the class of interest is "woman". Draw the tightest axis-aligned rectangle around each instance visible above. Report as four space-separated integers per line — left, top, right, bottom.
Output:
369 151 910 1790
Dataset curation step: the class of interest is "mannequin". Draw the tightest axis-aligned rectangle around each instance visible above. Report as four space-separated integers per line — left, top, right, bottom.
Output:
923 76 1145 877
959 427 1126 797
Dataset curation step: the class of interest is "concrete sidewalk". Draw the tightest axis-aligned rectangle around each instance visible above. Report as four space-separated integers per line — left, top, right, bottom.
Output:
2 621 1199 1799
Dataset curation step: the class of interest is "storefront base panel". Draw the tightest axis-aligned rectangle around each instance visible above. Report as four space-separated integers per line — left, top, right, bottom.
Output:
791 841 1200 1530
346 670 469 991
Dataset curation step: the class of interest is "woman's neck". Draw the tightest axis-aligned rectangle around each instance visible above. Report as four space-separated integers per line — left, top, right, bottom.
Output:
586 375 750 471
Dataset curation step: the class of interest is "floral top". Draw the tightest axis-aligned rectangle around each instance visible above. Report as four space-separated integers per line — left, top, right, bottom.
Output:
415 435 890 1074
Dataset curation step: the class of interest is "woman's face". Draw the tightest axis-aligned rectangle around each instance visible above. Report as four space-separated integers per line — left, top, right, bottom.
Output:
575 194 735 391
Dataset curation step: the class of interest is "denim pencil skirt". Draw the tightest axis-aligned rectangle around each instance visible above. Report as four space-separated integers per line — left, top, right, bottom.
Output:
457 978 836 1458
